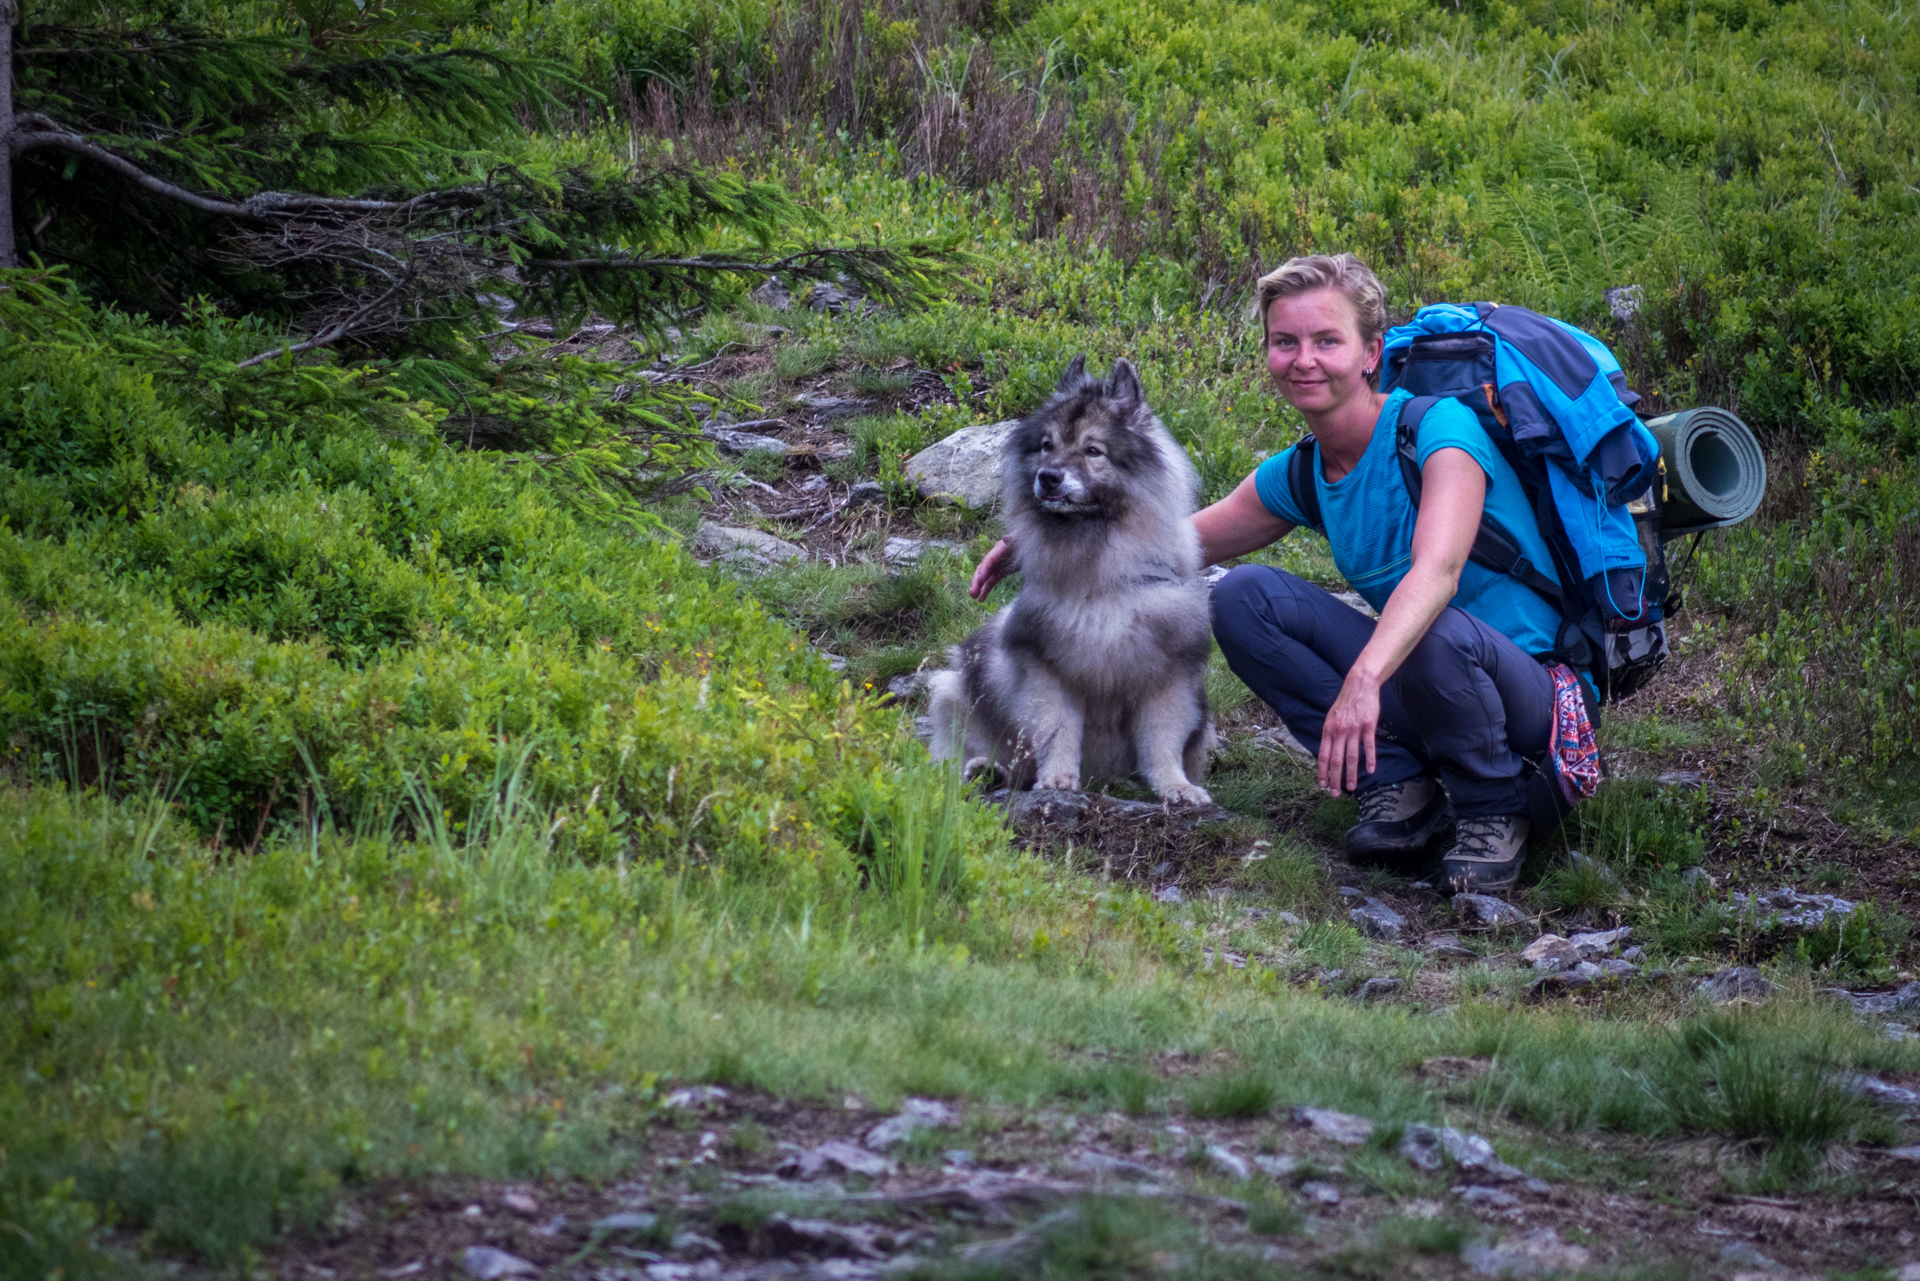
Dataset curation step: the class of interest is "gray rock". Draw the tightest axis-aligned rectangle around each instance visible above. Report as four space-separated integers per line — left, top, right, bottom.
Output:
1567 926 1632 958
751 279 792 311
1399 1125 1444 1171
1424 933 1479 960
1454 893 1529 929
1155 885 1184 904
1249 725 1312 758
704 425 790 455
1699 966 1776 1004
779 1140 896 1180
842 480 887 509
1656 768 1703 787
1349 898 1408 941
668 1231 721 1258
864 1097 958 1150
501 1190 539 1216
1841 1074 1920 1114
762 1212 884 1258
1520 934 1582 973
886 672 930 701
903 420 1019 509
943 1149 975 1168
1456 1185 1520 1209
803 283 862 315
595 1212 660 1233
1205 1145 1252 1180
1355 977 1401 1001
1252 1154 1299 1178
663 1086 730 1110
1068 1150 1161 1182
1729 887 1857 933
1300 1180 1341 1205
1888 1145 1920 1162
1718 1241 1778 1270
1832 981 1920 1016
692 522 805 567
881 536 962 565
793 391 873 423
462 1248 537 1280
1680 866 1714 887
1293 1107 1375 1145
1526 960 1605 996
1332 590 1378 617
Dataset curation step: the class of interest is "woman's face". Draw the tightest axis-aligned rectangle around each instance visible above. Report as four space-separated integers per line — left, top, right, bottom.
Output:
1264 288 1381 415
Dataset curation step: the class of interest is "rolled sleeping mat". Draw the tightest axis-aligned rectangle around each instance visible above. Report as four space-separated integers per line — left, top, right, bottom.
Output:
1641 406 1767 537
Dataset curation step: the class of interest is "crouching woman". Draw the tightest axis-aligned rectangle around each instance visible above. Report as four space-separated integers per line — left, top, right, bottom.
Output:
972 253 1588 892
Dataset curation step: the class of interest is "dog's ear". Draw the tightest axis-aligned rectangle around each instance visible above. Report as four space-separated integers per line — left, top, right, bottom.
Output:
1054 353 1088 393
1105 358 1144 414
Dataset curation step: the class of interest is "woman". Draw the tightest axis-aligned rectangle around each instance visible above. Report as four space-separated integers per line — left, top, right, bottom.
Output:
969 253 1570 892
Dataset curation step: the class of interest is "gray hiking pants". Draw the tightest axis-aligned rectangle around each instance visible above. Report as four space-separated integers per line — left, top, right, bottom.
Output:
1211 565 1553 818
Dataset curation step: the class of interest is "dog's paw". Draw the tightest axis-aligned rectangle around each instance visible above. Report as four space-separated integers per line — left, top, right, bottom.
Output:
1159 783 1213 807
1035 772 1081 792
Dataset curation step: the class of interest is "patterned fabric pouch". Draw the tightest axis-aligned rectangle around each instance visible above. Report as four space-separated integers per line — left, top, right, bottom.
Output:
1545 661 1602 807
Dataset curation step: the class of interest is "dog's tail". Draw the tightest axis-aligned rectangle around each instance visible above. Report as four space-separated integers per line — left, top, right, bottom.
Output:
925 656 967 763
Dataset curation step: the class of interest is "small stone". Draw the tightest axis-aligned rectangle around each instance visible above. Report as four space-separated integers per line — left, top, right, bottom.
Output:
1886 1145 1920 1162
1400 1124 1444 1171
841 480 887 509
1424 933 1479 960
501 1190 538 1216
1252 1154 1299 1179
1895 1263 1920 1281
1719 1241 1778 1270
669 1231 721 1258
595 1212 660 1233
1523 1178 1551 1195
703 425 790 455
656 1083 721 1113
1336 886 1364 899
691 522 805 567
1454 894 1529 929
864 1097 959 1150
1356 977 1401 1001
763 1212 883 1258
1068 1150 1160 1182
1155 885 1184 904
643 1264 694 1281
1520 934 1581 973
1293 1107 1375 1145
1300 1180 1341 1205
1680 866 1714 887
1606 284 1644 321
779 1140 895 1180
943 1149 975 1168
1206 1145 1252 1180
1456 1185 1520 1209
1567 926 1632 958
1250 725 1312 757
1620 946 1646 961
462 1204 484 1218
1699 966 1776 1004
881 536 961 565
886 672 930 701
1656 768 1702 787
751 279 792 311
461 1248 537 1280
1844 1074 1920 1112
1350 898 1408 941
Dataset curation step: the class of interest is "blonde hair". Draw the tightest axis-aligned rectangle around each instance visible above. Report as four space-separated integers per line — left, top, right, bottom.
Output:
1254 253 1389 384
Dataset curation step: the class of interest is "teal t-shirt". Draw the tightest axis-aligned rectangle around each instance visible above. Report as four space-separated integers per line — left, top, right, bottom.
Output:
1252 389 1565 658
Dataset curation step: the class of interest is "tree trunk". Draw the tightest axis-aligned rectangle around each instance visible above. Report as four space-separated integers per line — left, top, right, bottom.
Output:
0 0 15 269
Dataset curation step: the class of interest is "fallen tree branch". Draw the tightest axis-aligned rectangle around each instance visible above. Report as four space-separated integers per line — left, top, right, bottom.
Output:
236 271 414 367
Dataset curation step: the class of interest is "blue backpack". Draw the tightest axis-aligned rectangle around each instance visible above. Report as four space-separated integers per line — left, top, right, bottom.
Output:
1285 302 1672 704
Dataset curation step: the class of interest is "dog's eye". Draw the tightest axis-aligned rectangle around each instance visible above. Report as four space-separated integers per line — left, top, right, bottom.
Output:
1084 445 1103 458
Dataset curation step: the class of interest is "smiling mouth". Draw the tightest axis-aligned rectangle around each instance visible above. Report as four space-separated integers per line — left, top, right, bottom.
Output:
1037 495 1096 513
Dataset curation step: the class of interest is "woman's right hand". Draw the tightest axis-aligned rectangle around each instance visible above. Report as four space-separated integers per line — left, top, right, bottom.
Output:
969 538 1016 600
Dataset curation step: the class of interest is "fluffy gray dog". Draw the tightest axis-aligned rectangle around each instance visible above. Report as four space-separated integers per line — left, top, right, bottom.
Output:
927 355 1216 804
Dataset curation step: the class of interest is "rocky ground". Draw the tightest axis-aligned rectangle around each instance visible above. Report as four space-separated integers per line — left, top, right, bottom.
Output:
284 311 1920 1281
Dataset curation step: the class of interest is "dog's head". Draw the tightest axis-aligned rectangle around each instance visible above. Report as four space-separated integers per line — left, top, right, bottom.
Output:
1008 355 1166 520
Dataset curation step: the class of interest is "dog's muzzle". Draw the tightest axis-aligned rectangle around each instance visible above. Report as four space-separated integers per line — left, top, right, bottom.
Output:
1034 467 1093 512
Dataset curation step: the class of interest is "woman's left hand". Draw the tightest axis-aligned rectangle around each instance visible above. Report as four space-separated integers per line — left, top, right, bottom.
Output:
1318 670 1381 797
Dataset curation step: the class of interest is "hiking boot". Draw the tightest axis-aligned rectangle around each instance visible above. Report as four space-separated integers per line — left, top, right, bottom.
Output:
1441 814 1532 892
1345 775 1450 866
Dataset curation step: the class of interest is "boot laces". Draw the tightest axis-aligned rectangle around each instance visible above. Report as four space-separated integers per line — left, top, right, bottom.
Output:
1357 779 1418 823
1452 815 1520 861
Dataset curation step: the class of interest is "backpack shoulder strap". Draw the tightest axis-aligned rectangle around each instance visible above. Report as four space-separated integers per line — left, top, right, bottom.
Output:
1396 394 1567 608
1286 435 1323 529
